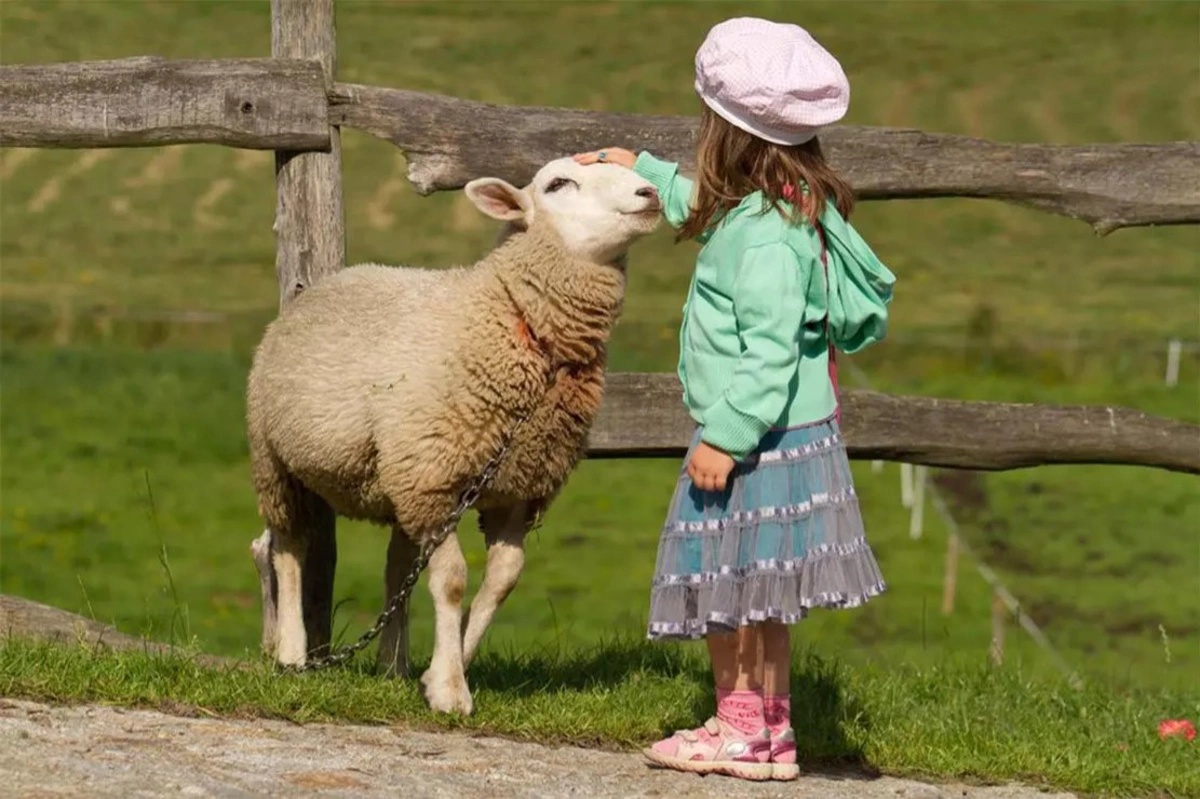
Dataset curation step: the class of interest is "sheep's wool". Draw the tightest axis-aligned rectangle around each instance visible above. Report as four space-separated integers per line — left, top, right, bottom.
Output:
247 223 624 538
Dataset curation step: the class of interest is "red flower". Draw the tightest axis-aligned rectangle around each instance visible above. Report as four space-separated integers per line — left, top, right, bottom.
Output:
1158 719 1196 741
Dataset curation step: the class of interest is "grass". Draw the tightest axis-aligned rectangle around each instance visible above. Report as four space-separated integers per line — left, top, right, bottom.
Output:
3 637 1198 797
1 1 1199 795
2 343 1196 693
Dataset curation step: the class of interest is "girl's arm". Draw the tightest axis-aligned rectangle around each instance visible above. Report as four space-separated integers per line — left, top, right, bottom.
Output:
630 152 694 230
700 242 809 460
573 148 694 229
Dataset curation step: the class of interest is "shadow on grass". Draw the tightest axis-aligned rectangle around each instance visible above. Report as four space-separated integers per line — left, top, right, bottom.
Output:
463 640 873 774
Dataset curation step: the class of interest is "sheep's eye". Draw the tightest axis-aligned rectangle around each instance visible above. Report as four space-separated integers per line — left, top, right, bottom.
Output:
544 177 576 194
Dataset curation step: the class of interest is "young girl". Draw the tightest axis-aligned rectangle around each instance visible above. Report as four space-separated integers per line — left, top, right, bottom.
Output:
575 17 895 782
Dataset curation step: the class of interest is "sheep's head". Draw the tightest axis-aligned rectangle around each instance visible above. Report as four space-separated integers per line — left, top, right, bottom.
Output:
465 158 661 265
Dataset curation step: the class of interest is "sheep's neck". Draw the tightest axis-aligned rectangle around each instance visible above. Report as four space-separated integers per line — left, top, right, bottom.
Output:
488 227 625 368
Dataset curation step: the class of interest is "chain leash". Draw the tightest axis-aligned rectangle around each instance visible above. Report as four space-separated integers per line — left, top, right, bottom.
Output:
282 388 546 674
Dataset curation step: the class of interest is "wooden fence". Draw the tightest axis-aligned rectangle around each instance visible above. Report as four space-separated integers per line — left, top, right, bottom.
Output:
3 0 1198 655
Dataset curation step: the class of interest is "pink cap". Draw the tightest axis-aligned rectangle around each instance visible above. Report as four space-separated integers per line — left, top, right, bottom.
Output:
694 17 849 146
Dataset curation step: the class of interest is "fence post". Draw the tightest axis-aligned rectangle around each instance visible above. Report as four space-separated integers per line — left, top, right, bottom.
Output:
989 589 1005 666
909 464 927 539
1165 339 1182 387
941 531 959 615
259 0 345 657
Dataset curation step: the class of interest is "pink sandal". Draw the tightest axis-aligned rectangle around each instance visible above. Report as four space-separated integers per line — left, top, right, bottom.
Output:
769 727 800 781
643 717 772 781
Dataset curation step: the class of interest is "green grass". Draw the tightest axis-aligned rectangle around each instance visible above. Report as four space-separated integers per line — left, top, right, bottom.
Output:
3 638 1198 797
2 1 1199 794
2 343 1196 694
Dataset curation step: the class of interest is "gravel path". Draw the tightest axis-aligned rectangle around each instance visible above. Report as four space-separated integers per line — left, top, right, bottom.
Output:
0 699 1076 799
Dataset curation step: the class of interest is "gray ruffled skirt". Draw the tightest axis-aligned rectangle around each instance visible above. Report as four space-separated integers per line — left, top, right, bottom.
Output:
647 417 886 641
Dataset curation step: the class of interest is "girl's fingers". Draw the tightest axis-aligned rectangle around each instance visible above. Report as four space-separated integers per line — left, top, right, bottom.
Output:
573 148 628 167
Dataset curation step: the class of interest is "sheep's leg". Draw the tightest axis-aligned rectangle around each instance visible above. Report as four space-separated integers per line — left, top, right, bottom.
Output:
420 531 472 715
250 529 278 656
271 525 308 666
462 502 532 668
252 449 316 666
256 495 335 661
301 500 337 656
376 525 419 678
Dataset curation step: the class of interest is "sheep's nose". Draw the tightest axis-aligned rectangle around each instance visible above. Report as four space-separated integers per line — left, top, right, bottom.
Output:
636 186 661 211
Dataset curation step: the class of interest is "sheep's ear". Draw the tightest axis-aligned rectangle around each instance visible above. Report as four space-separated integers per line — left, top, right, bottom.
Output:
465 178 531 222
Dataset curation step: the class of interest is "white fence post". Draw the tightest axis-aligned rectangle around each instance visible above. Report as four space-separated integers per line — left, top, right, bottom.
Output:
909 464 927 539
900 462 914 508
1165 339 1182 386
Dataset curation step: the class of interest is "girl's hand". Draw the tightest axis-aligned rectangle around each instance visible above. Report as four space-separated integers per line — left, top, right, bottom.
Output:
573 147 637 169
688 442 736 493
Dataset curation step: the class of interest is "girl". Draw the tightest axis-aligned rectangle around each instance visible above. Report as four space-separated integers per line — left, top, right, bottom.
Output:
574 17 895 782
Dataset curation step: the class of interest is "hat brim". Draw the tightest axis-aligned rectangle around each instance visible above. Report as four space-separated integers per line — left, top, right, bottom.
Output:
697 86 820 146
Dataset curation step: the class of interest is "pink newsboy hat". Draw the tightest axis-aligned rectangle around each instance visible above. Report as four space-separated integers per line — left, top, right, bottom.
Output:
694 17 849 146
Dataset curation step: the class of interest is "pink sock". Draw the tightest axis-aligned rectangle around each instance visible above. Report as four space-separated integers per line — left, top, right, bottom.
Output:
764 694 791 734
716 689 765 737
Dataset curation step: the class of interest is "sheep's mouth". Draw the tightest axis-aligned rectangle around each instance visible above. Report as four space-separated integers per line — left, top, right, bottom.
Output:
623 204 662 218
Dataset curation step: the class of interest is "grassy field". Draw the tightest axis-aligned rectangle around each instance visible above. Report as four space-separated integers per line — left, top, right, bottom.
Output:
2 1 1199 793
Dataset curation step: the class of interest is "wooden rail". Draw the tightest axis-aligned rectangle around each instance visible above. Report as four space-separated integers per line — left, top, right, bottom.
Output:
0 57 329 150
3 58 1198 234
588 373 1200 475
330 83 1200 236
0 595 240 670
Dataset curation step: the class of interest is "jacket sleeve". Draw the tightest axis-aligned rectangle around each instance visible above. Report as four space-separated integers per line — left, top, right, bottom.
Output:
700 243 809 460
632 151 694 230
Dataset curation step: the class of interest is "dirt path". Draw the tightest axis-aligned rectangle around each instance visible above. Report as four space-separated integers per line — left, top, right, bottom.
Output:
0 699 1076 799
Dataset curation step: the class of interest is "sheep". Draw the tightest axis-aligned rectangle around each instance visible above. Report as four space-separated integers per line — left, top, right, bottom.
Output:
245 156 661 714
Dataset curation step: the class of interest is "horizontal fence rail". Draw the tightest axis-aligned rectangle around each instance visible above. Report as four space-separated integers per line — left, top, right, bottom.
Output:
329 83 1200 235
3 56 1199 476
2 58 1198 234
587 373 1200 475
0 57 330 151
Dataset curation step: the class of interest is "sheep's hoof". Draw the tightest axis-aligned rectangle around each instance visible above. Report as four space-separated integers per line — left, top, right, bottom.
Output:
276 642 307 669
420 667 474 715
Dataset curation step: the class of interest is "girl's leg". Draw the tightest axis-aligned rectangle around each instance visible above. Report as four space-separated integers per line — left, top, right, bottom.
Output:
761 621 799 780
708 625 763 691
761 621 791 729
708 626 767 736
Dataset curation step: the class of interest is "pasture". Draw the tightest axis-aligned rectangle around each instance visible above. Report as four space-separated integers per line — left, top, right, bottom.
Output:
1 1 1198 794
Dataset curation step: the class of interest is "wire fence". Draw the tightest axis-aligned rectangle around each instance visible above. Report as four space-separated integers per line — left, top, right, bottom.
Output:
4 298 1197 384
846 359 1084 686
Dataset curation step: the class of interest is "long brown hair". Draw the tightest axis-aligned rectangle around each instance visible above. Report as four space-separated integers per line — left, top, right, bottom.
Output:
677 105 854 242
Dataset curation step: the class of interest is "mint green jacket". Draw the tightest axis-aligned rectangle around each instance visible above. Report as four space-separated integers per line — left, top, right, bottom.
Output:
633 152 896 460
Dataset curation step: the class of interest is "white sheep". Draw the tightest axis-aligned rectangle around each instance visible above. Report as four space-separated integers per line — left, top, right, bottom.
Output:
246 157 661 714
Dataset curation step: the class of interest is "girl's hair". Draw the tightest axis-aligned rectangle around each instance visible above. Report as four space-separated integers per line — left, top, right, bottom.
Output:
677 105 855 242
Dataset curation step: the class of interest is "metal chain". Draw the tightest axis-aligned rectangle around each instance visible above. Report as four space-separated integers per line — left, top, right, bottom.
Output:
282 385 548 674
